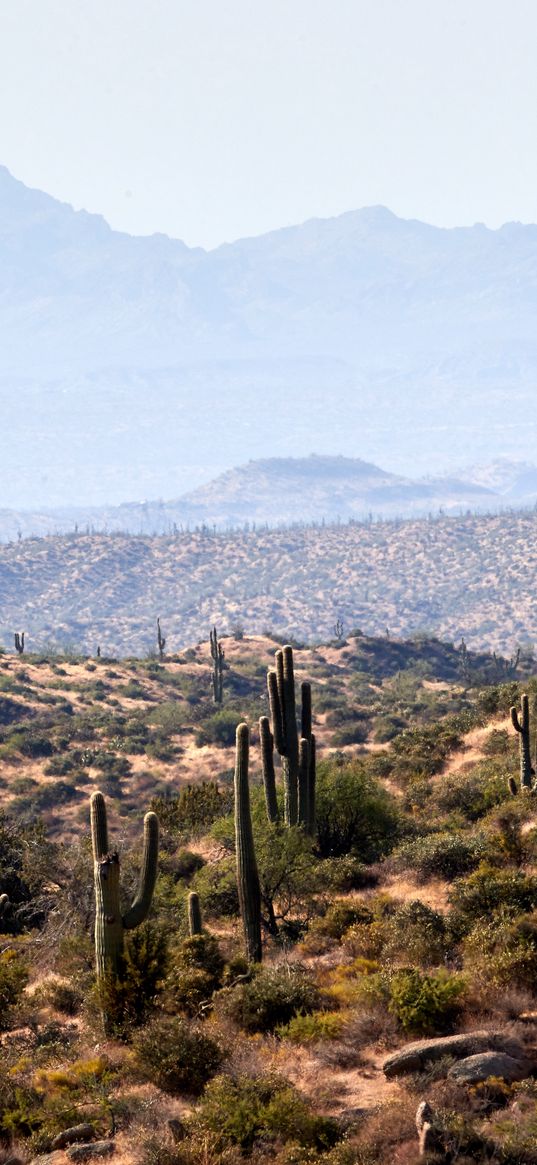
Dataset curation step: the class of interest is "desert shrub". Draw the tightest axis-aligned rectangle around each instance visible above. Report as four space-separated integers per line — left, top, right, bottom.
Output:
322 854 377 892
373 714 406 742
389 719 465 781
464 912 537 993
0 948 29 1028
276 1011 344 1042
225 964 321 1033
382 900 448 966
449 866 537 930
152 782 233 839
167 933 224 1015
98 924 168 1032
33 977 82 1015
392 831 486 881
483 728 511 756
387 967 465 1035
315 758 401 859
191 857 239 917
132 1015 225 1094
44 754 78 776
195 709 238 747
312 899 374 941
187 1073 339 1153
432 762 511 822
18 731 55 758
174 848 205 881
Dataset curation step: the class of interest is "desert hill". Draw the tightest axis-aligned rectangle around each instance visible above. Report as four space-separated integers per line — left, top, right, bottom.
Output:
1 507 537 655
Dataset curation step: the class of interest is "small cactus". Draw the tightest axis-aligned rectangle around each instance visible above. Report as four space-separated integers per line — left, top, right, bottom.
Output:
234 723 262 963
157 618 166 660
90 791 159 1021
210 626 225 704
188 891 203 936
510 694 536 793
14 632 24 655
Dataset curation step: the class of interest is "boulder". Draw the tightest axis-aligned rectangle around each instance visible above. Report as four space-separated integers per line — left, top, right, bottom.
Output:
383 1030 525 1078
448 1052 532 1085
52 1126 95 1150
67 1144 115 1161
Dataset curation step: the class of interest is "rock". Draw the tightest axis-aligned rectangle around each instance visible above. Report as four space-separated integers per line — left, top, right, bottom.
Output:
52 1126 95 1150
167 1119 185 1143
383 1030 525 1078
30 1155 66 1165
66 1144 115 1161
448 1052 532 1085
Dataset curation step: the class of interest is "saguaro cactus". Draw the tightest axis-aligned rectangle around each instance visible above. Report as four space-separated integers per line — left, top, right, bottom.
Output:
210 626 225 704
90 791 159 995
157 618 166 660
259 715 279 823
510 693 536 794
188 891 203 936
14 632 24 655
266 647 316 830
234 723 262 963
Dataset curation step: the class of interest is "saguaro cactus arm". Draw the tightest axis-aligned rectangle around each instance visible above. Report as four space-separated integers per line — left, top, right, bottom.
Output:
123 812 159 929
188 890 203 936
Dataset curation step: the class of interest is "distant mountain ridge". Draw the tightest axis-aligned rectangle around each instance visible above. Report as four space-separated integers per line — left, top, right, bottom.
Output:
2 166 537 506
1 454 535 541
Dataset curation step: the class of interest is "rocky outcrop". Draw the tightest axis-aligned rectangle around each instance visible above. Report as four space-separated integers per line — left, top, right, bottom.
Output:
448 1051 531 1085
383 1030 525 1078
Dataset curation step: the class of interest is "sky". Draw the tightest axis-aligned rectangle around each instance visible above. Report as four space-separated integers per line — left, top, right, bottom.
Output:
0 0 536 248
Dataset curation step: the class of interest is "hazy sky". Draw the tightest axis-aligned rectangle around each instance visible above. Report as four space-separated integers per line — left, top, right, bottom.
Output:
1 0 536 248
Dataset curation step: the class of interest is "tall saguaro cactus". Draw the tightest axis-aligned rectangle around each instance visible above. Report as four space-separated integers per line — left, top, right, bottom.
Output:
234 723 262 963
210 626 225 704
266 647 316 831
509 693 536 794
90 791 159 996
14 632 24 655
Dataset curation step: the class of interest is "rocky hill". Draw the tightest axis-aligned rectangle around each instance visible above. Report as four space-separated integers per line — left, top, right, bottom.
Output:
1 508 537 655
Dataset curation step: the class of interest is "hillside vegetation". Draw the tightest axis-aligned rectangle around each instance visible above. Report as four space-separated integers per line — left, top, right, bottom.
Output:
3 632 537 1162
2 508 537 655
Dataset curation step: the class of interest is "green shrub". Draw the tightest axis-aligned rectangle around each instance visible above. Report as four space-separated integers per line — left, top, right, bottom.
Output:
432 763 511 822
0 948 28 1028
187 1073 339 1153
174 848 205 881
315 759 401 859
132 1015 225 1094
392 831 486 881
381 900 448 967
191 857 239 918
151 782 233 839
167 934 224 1015
313 900 374 940
195 709 238 747
99 924 168 1031
387 967 465 1035
449 866 537 929
225 964 321 1033
276 1011 344 1042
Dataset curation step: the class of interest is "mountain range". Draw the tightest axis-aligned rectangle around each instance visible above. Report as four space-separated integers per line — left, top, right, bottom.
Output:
2 165 537 508
1 454 537 541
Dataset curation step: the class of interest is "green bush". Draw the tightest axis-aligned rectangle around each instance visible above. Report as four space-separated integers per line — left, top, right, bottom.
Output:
167 933 224 1015
313 900 374 940
315 758 401 859
187 1073 339 1153
432 763 511 822
387 967 465 1035
191 857 239 918
276 1011 344 1042
0 948 29 1028
151 782 233 840
98 924 168 1031
225 964 321 1033
449 866 537 929
173 848 205 881
195 709 238 747
132 1015 225 1094
381 901 448 967
392 831 486 881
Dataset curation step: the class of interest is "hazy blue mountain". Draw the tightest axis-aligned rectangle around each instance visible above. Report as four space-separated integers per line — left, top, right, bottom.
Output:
2 165 537 507
0 455 509 540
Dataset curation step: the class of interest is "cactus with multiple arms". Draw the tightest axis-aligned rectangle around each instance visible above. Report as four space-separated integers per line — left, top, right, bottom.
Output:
509 693 536 794
188 891 203 936
210 626 225 704
234 723 262 963
266 648 316 830
90 791 159 998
